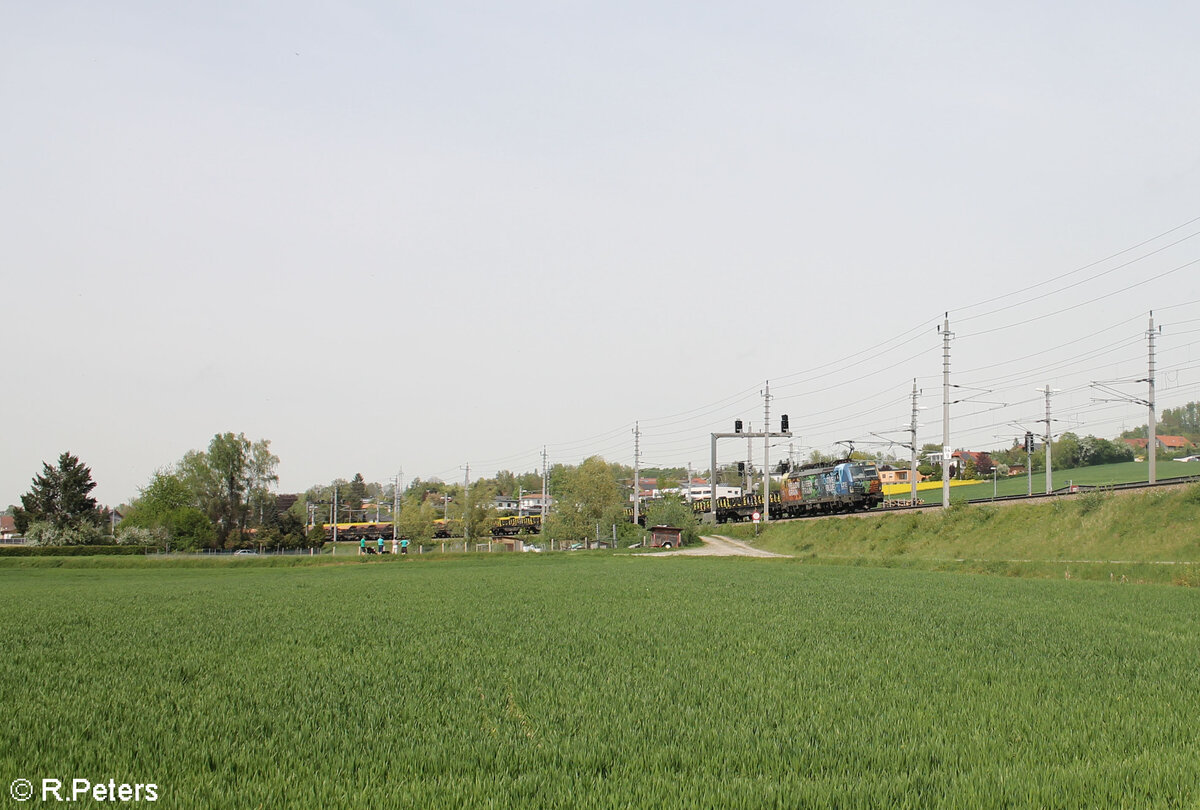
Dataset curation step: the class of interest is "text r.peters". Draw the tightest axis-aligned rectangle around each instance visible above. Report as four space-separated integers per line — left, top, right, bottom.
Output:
41 778 158 803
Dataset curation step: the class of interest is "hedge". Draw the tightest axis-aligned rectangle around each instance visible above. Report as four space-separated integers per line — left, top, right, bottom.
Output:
0 545 154 557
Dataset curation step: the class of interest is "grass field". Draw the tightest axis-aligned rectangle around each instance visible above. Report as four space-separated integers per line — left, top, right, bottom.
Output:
2 555 1198 808
888 460 1200 503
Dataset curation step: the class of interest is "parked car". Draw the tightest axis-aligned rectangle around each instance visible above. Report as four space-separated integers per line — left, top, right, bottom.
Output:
233 549 258 556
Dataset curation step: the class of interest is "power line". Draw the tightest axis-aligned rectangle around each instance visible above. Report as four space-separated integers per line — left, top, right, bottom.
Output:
955 214 1200 317
958 257 1200 339
958 229 1200 323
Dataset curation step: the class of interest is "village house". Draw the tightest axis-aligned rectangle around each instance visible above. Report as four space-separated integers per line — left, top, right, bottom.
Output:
0 515 20 542
518 492 553 516
1156 435 1194 453
877 467 926 485
1123 435 1196 455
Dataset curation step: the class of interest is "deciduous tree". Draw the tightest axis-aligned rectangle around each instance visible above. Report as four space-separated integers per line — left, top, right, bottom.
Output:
544 456 624 542
168 433 279 546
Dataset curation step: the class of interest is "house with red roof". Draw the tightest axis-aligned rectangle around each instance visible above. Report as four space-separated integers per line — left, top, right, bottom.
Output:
0 515 20 542
1156 435 1194 452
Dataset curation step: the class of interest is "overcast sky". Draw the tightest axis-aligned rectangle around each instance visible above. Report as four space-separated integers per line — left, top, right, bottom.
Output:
4 1 1199 507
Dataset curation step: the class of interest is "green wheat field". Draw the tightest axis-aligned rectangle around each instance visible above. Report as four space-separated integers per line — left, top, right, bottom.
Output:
2 555 1197 808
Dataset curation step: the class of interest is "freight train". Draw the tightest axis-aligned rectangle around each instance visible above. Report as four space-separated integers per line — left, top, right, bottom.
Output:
323 459 883 539
321 517 461 541
690 458 884 523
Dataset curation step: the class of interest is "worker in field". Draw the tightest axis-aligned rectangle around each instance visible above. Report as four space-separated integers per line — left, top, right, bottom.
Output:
378 536 385 555
359 537 365 556
392 536 398 555
401 538 409 555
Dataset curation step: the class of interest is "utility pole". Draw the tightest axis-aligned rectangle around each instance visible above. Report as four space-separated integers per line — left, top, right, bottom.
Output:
941 314 953 509
762 381 771 525
1026 432 1033 497
332 485 338 553
541 447 548 529
1043 386 1053 494
710 433 719 519
462 464 470 549
633 422 641 527
1088 314 1160 485
910 379 919 504
745 421 753 493
686 462 693 504
392 468 402 542
1148 312 1158 485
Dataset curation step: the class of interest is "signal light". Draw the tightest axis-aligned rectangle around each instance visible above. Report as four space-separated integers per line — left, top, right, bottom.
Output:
735 420 743 433
781 414 789 432
738 462 745 474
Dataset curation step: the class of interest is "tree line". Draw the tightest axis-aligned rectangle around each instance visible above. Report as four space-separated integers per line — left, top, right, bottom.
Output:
1121 401 1200 443
10 434 313 551
9 439 703 550
28 401 1191 549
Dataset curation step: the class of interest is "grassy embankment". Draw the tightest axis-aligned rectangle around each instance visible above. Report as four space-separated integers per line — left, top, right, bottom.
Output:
727 481 1200 584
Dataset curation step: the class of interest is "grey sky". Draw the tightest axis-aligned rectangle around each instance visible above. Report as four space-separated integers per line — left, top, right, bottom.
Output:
4 1 1199 507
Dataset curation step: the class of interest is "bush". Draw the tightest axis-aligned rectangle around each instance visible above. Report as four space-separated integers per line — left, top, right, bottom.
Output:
24 521 106 547
116 526 168 547
1078 490 1108 516
642 496 701 545
169 508 216 550
254 527 276 550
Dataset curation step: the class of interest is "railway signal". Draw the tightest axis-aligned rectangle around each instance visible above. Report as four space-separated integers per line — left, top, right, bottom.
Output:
709 413 792 524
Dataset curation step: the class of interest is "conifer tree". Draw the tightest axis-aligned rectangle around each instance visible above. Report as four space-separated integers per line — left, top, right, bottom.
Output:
15 452 101 533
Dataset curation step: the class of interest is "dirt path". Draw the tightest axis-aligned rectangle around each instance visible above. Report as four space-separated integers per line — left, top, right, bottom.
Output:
646 535 790 558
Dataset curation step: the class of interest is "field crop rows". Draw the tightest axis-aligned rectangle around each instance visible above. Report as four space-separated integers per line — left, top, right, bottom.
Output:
2 556 1198 808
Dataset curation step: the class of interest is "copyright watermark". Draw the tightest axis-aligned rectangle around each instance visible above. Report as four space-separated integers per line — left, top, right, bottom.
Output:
9 780 34 802
9 778 158 803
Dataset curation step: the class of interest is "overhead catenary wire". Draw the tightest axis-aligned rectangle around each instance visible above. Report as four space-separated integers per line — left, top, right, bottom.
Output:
956 228 1200 323
958 257 1200 339
412 215 1200 480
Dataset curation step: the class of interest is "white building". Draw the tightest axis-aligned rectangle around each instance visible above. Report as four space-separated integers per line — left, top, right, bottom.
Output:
519 493 553 515
655 484 743 500
493 495 519 512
